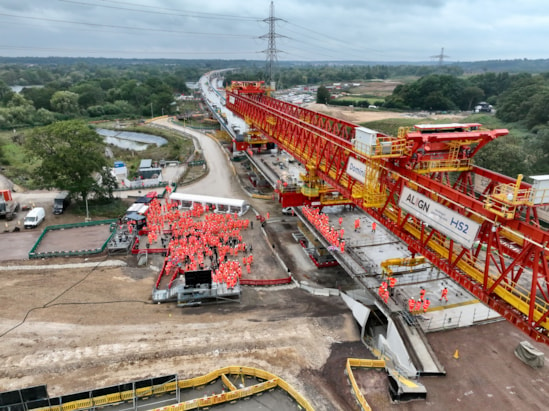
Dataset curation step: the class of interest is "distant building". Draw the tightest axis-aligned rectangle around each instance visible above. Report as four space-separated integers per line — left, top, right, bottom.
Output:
112 161 128 181
138 159 162 179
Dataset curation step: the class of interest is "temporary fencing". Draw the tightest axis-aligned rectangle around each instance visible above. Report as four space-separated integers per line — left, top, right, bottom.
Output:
28 367 313 411
28 219 117 259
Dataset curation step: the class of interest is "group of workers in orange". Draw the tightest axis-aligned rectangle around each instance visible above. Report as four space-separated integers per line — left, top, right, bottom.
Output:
408 290 430 314
141 189 253 291
408 286 449 314
302 206 346 252
378 276 397 303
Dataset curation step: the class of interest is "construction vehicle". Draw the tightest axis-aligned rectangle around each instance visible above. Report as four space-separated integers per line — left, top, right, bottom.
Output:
0 190 19 221
53 191 71 214
225 80 549 345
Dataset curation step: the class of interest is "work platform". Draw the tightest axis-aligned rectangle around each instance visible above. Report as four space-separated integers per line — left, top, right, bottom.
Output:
236 149 502 379
152 279 241 306
202 78 545 385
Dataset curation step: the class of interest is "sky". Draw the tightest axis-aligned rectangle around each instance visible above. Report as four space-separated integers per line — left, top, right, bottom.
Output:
0 0 548 62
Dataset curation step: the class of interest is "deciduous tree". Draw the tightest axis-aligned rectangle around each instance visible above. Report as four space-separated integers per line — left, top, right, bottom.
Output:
50 90 80 115
25 120 115 202
316 85 330 104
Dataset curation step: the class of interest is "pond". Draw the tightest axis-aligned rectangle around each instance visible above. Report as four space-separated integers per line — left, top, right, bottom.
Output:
96 128 168 151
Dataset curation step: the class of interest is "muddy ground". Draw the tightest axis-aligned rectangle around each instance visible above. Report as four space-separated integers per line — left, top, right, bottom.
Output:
2 201 549 411
0 253 365 411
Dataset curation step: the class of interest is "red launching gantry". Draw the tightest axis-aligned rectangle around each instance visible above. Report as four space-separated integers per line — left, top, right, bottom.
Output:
226 81 549 344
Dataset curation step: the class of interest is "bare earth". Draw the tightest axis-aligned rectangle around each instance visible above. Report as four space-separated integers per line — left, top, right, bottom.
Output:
303 103 467 125
0 254 365 411
1 116 548 411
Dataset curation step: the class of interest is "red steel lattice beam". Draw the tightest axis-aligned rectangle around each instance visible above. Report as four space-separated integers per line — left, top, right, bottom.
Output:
226 84 549 344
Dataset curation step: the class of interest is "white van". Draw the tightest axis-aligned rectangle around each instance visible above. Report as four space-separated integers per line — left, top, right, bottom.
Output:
24 207 46 229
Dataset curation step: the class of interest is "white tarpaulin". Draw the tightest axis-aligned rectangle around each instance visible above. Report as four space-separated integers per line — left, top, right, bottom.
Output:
346 157 367 183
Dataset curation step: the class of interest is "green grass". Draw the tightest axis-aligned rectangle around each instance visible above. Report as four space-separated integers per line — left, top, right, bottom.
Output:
71 197 131 219
0 129 41 187
0 122 195 189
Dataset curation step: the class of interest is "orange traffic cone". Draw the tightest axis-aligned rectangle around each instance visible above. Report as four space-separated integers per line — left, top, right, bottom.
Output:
453 349 460 359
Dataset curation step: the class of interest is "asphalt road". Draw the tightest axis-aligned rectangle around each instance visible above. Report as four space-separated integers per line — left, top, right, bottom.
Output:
154 118 243 199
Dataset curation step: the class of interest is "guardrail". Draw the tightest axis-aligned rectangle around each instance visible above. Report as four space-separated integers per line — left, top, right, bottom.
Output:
240 277 292 286
346 358 386 411
29 366 313 411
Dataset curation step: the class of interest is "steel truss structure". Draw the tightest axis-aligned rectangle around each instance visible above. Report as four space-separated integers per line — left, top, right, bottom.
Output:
226 81 549 344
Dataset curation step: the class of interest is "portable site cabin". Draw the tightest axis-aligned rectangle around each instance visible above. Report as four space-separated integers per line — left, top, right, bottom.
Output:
169 193 250 217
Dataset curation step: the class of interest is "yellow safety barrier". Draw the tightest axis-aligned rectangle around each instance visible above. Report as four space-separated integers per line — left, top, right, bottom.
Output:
221 373 237 391
92 392 122 406
251 193 273 199
62 399 93 411
32 366 314 411
346 358 387 411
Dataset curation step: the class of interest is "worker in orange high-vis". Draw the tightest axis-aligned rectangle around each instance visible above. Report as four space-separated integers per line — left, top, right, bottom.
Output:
440 287 448 302
419 288 426 302
378 285 385 297
414 300 422 314
408 297 415 312
388 276 397 296
382 289 389 303
423 298 431 313
371 221 377 233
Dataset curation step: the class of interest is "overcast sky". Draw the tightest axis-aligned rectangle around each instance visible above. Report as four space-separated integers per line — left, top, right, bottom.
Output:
0 0 547 62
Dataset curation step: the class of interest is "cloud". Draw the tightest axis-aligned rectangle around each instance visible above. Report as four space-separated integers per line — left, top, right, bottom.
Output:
0 0 547 61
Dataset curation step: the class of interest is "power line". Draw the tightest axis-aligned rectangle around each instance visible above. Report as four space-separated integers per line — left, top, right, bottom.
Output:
285 20 383 55
0 44 260 56
0 2 398 61
279 28 380 62
59 0 261 22
59 0 384 61
0 12 254 38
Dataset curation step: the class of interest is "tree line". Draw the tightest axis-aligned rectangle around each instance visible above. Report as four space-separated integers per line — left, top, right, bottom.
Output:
0 62 200 129
382 72 549 176
1 58 548 179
